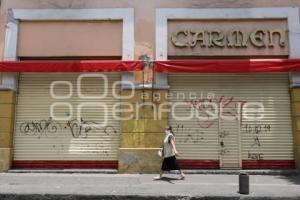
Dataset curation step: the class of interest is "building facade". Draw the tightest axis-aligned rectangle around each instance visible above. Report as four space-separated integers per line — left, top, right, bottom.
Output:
0 0 300 173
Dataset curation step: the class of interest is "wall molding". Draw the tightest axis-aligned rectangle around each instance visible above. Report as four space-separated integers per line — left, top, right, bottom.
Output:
155 7 300 88
1 8 135 90
156 7 300 59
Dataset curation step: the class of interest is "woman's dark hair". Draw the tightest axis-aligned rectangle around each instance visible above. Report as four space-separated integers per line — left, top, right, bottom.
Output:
166 126 175 135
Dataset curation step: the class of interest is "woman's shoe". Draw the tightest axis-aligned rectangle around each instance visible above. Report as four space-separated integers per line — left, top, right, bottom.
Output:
179 174 185 180
153 176 162 180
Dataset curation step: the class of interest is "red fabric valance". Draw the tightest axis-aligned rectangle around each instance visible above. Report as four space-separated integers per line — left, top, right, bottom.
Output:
155 59 300 73
0 60 142 72
2 59 300 73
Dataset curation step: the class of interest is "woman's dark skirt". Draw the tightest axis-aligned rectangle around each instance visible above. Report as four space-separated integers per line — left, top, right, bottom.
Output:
161 156 181 171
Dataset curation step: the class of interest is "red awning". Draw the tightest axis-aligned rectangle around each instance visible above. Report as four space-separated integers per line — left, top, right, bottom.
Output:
0 60 142 72
2 59 300 73
155 59 300 73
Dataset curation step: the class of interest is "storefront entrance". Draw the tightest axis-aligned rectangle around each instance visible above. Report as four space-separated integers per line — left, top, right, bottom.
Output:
168 73 294 169
13 73 121 169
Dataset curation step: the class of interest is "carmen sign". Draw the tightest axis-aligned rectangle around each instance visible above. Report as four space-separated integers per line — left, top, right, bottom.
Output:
171 29 286 48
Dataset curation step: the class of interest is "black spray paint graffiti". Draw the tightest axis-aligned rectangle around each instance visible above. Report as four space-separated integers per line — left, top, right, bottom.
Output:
174 124 231 157
248 151 264 160
244 124 271 135
244 124 271 160
20 117 118 138
185 96 247 128
66 118 99 138
219 130 230 156
19 117 62 137
176 125 205 144
251 136 261 147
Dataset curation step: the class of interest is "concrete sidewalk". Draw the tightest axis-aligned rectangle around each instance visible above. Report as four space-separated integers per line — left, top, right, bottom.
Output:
0 173 300 199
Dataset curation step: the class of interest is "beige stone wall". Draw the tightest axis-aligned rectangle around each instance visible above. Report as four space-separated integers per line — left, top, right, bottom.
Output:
290 89 300 170
119 90 168 173
0 91 15 171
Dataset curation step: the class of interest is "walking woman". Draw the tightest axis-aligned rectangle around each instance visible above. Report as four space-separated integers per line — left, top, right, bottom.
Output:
154 126 185 180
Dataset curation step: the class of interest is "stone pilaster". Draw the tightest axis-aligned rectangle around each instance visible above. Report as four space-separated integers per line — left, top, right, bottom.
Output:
290 88 300 170
119 89 168 173
0 91 15 172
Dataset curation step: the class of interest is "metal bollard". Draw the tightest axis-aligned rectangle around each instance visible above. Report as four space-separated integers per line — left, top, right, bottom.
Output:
239 173 249 195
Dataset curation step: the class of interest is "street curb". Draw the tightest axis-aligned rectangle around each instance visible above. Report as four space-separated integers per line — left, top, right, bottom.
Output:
7 169 118 174
7 169 299 176
0 194 300 200
171 170 300 176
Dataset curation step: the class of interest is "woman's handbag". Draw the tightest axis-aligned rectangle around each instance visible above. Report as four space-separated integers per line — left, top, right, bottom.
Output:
158 145 164 157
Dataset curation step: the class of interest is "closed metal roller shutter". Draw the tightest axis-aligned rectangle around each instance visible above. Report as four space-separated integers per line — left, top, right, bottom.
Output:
168 73 294 169
13 73 121 166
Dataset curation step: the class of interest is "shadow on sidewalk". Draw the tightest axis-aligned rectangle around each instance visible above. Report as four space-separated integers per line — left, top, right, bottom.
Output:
155 177 182 184
278 175 300 185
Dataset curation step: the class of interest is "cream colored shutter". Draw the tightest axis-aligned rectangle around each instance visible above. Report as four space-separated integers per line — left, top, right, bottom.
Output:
219 117 241 169
240 73 293 162
168 73 294 169
14 73 120 161
169 74 220 161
